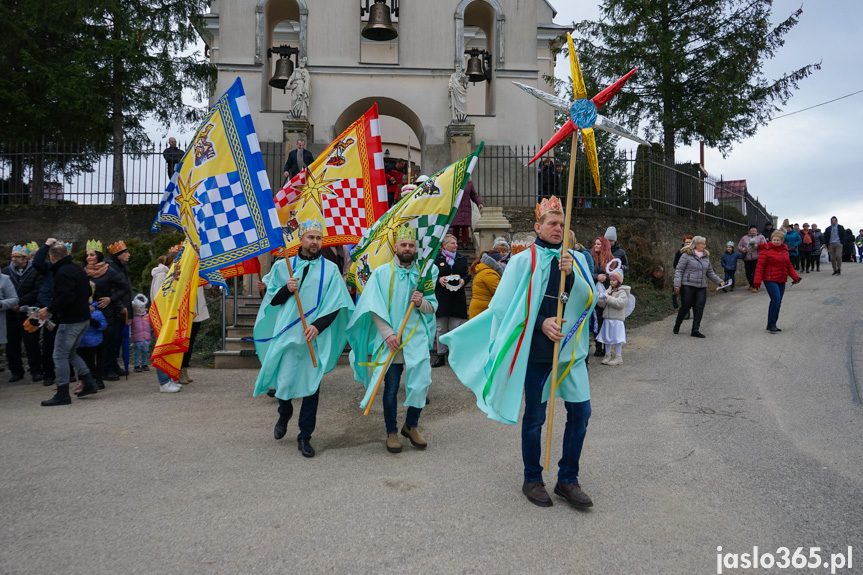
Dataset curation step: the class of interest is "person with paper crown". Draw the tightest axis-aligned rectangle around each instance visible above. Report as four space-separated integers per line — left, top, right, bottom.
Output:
105 240 133 379
252 218 354 458
2 244 44 383
346 222 439 454
440 196 597 509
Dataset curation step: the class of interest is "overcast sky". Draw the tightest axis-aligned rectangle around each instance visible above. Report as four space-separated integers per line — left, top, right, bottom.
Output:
552 1 862 231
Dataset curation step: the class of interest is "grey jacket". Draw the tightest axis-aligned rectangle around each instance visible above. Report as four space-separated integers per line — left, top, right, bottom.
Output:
0 273 20 344
673 247 723 289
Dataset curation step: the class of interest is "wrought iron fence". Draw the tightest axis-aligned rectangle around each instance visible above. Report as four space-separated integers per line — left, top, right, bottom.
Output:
473 145 773 230
0 141 289 205
1 139 772 231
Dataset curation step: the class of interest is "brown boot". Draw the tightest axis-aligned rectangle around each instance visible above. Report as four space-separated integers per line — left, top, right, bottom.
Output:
522 481 552 507
553 482 594 509
177 368 190 385
185 368 194 383
401 425 427 449
386 433 402 453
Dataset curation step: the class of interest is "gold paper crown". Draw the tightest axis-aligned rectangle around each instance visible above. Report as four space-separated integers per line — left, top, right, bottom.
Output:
299 219 324 236
108 240 128 255
86 239 103 252
535 195 563 220
395 223 417 242
11 244 30 256
25 241 39 254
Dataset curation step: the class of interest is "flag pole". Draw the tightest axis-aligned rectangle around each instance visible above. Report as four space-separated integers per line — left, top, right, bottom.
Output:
281 230 318 368
544 134 579 471
362 301 415 416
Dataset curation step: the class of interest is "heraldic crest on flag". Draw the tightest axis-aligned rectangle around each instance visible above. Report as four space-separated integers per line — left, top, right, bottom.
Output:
274 104 388 254
347 142 484 295
152 77 283 289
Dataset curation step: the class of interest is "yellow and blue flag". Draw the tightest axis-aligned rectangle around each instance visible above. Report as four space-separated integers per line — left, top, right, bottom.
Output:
152 77 283 288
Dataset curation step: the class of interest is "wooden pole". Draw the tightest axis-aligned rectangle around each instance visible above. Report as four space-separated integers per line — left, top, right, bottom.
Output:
362 302 414 416
281 231 318 368
543 135 579 471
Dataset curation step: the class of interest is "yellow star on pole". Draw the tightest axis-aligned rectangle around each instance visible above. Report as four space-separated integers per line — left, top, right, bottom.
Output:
294 168 340 213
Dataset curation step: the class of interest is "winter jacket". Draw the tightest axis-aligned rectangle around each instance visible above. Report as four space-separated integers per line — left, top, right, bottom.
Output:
48 256 91 324
721 251 744 271
150 264 169 303
673 246 723 289
2 261 43 315
434 250 470 319
80 305 107 348
823 224 846 246
798 229 815 253
596 285 631 322
452 181 482 227
0 273 19 344
737 233 767 261
784 230 802 255
609 241 629 272
753 242 800 289
31 244 54 307
468 254 503 319
107 256 133 317
87 265 129 320
812 229 824 251
131 314 151 343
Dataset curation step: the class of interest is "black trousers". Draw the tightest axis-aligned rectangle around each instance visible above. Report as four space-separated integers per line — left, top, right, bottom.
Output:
744 259 758 287
675 286 707 332
800 251 814 271
100 314 119 377
77 346 99 378
6 314 42 376
278 389 320 440
181 321 202 368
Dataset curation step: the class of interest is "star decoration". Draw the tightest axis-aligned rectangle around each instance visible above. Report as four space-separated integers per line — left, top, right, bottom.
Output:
513 34 647 194
175 172 203 241
293 168 340 213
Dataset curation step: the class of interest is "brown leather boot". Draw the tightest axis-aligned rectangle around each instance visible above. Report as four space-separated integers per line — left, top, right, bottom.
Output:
522 481 552 507
401 425 427 449
386 433 402 453
553 482 593 509
177 368 190 385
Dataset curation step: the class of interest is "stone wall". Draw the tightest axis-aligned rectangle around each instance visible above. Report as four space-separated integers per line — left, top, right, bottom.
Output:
0 205 161 258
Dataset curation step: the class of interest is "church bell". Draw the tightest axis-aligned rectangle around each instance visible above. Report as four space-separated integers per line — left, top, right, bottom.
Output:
464 48 491 84
362 0 398 42
268 57 294 90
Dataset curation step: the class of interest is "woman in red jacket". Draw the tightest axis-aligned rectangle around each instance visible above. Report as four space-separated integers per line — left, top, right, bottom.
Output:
753 230 801 333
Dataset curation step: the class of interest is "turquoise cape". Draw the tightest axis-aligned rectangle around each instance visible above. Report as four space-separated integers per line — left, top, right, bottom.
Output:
252 255 354 400
440 245 596 424
346 260 438 409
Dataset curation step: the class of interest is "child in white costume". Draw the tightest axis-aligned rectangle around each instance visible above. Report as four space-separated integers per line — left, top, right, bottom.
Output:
596 267 631 366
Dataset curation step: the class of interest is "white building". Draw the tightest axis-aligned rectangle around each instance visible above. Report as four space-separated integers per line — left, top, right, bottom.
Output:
197 0 570 175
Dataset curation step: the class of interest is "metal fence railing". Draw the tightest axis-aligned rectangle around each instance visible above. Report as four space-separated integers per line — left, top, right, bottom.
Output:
1 140 772 230
0 141 289 206
473 145 773 230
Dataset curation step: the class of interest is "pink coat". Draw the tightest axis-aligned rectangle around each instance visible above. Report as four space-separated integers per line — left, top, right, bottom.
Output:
131 314 151 343
451 181 481 227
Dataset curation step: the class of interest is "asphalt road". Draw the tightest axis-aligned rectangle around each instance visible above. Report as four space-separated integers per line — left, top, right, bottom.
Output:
2 265 862 574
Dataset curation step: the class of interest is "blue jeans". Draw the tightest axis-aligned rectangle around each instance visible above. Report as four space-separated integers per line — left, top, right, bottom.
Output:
522 362 592 484
763 281 786 328
52 320 90 387
383 363 422 434
132 341 149 367
156 368 171 385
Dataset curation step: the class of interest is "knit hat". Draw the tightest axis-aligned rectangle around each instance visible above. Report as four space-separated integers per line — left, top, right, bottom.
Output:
604 226 617 242
492 237 509 250
609 267 624 284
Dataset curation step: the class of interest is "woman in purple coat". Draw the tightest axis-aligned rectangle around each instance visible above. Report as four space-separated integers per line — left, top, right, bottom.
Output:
451 180 483 249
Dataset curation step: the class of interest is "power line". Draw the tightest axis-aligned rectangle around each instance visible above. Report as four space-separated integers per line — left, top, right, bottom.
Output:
772 88 863 120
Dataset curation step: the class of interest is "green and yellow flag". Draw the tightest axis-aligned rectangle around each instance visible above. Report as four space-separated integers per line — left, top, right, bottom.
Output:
347 142 484 294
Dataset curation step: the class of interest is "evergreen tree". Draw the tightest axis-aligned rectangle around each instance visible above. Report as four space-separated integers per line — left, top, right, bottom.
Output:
572 1 820 164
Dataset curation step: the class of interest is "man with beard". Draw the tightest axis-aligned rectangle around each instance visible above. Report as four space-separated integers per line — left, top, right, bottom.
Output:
441 197 597 509
252 220 354 458
347 224 439 454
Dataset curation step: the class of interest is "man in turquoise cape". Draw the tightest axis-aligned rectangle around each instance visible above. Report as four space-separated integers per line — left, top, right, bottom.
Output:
440 197 597 509
252 219 354 458
346 224 438 454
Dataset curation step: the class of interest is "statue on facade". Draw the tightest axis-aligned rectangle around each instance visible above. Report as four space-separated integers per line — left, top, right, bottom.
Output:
288 57 310 119
448 64 469 123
